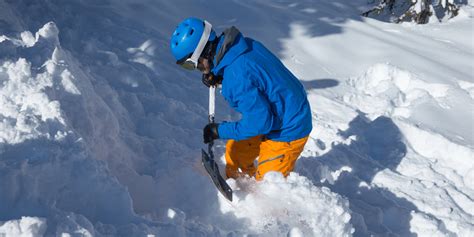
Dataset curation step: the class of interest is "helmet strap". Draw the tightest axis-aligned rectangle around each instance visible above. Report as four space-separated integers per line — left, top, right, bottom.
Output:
201 38 222 85
185 20 212 68
202 37 219 68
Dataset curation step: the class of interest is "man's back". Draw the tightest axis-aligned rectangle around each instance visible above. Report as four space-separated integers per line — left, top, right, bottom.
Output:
218 33 312 142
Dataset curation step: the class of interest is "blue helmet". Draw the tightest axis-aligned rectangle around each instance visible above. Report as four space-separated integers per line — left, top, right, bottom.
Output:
170 17 217 61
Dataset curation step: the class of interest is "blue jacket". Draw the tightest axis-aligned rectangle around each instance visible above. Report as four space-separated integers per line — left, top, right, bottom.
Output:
212 32 312 142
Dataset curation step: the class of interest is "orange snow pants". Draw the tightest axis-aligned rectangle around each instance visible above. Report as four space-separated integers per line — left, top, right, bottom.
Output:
225 136 309 181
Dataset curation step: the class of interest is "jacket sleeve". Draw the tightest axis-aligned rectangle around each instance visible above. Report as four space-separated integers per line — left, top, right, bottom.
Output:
218 69 275 141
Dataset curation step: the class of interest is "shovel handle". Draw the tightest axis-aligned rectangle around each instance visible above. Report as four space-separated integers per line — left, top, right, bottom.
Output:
208 86 216 155
209 86 216 123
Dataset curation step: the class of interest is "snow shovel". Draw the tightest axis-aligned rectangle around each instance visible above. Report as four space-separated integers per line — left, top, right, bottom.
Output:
202 86 233 201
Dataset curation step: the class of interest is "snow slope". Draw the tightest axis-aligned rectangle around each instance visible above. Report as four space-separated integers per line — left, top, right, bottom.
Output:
0 0 473 236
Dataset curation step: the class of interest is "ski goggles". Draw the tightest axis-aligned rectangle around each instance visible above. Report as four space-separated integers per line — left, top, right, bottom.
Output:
176 20 213 70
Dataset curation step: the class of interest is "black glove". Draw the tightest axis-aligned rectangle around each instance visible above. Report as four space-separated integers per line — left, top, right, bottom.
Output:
202 73 223 88
203 123 219 144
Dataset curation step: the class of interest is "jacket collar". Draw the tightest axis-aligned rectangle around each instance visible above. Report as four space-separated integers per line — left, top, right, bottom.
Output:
211 27 250 75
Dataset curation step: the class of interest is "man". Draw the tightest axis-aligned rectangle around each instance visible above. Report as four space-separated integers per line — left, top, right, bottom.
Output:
170 17 312 181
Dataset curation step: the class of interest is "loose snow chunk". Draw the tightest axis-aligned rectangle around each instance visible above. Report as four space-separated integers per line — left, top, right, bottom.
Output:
2 22 60 48
219 173 353 236
61 69 81 95
20 31 35 47
127 40 158 72
36 22 60 45
288 227 304 237
167 209 176 219
458 80 474 99
0 217 47 237
0 58 67 144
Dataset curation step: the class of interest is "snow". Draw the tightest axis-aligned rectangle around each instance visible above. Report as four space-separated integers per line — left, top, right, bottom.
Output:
414 0 424 14
219 173 352 236
0 0 473 236
0 58 66 145
458 80 474 99
345 63 453 118
0 217 46 237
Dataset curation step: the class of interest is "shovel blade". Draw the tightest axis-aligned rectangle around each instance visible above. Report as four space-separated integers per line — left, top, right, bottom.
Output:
202 149 233 201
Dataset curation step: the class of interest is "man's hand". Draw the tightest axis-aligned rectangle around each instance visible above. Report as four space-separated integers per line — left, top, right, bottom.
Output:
203 123 219 144
202 73 223 87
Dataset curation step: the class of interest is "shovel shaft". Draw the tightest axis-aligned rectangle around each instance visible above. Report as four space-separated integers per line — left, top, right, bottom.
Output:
208 86 216 156
203 86 233 201
209 86 216 123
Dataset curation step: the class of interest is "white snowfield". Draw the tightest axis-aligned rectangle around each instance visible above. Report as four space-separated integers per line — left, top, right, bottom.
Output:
0 0 473 236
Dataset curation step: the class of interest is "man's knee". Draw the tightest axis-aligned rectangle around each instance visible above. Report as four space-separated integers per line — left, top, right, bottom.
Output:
225 136 261 178
255 136 309 180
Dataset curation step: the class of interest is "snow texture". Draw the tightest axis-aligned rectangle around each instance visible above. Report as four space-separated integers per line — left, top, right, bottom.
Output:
0 217 46 237
219 173 352 236
0 0 473 236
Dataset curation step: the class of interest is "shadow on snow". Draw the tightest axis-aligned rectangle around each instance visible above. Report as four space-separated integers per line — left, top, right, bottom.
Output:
301 78 340 90
297 112 420 237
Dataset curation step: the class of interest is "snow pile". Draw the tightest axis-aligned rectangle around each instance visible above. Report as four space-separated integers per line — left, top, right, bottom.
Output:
373 120 474 236
0 23 69 146
0 217 46 237
296 62 474 235
0 22 143 236
0 58 66 145
345 63 452 119
219 172 353 236
280 3 473 235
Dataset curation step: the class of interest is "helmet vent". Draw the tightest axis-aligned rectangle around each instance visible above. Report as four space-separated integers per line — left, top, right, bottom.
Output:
171 18 215 61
